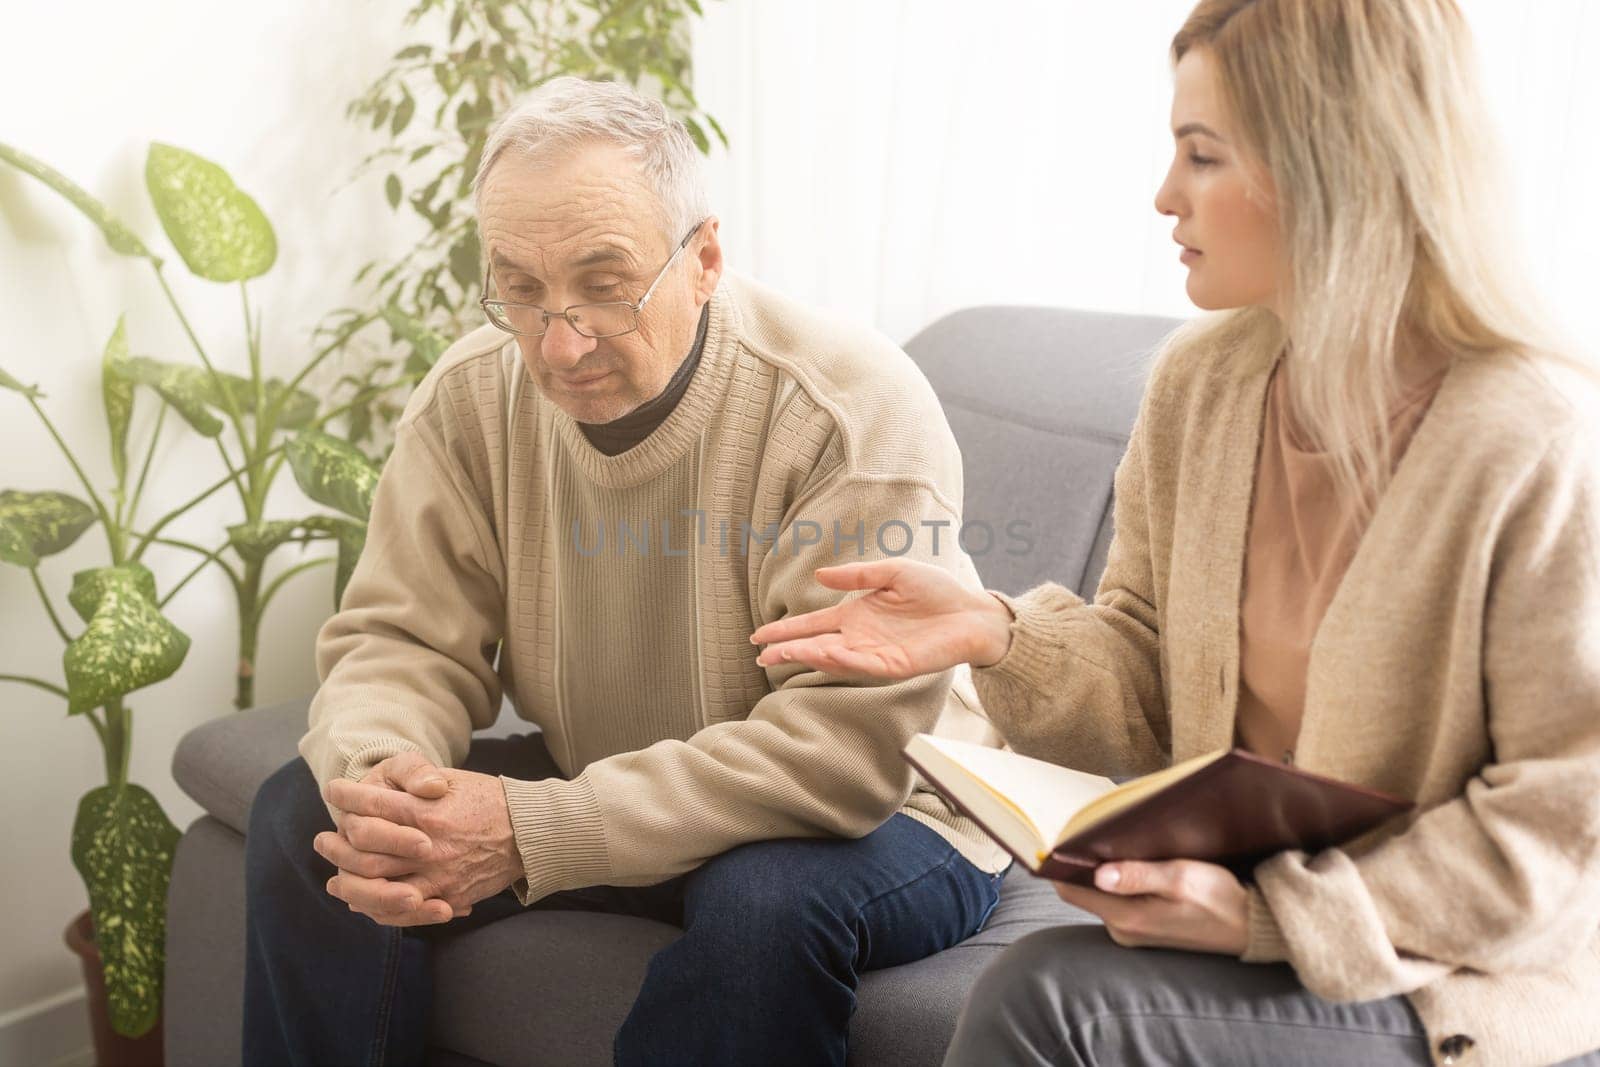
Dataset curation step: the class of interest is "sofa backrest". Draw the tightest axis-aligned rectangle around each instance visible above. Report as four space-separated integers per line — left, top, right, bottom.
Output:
903 306 1182 598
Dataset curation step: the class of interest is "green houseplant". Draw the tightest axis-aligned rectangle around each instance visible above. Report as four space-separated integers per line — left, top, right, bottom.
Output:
0 141 440 1049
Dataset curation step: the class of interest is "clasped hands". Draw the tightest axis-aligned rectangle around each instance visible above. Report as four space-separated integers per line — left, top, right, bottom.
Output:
314 752 523 927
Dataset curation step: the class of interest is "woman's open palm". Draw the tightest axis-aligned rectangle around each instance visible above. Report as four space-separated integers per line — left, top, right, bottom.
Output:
750 559 1010 681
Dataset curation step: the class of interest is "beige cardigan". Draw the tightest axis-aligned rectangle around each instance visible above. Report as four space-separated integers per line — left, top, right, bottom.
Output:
972 310 1600 1067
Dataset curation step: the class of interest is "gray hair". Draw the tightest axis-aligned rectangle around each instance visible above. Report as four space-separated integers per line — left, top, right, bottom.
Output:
472 76 709 242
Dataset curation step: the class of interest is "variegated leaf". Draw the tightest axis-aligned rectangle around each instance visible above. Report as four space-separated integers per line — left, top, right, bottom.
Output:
71 785 179 1038
102 317 135 483
286 430 380 520
116 356 314 433
0 141 160 262
66 562 158 624
63 563 190 714
204 371 316 429
225 519 304 566
144 143 276 282
120 357 225 437
0 490 97 568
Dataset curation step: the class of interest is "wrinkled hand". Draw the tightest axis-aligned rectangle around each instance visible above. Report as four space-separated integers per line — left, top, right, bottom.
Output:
1054 860 1250 955
314 752 521 928
749 559 1014 681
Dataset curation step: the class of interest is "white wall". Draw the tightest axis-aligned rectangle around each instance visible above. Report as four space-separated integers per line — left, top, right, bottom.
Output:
0 0 413 1055
691 0 1600 357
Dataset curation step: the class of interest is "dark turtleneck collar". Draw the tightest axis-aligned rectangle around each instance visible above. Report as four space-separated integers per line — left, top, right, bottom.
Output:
578 303 710 457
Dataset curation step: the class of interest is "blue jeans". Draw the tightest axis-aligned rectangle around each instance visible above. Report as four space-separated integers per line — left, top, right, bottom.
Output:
242 732 1004 1067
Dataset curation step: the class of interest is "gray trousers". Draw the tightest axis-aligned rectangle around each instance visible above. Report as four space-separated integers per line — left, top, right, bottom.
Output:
944 919 1600 1066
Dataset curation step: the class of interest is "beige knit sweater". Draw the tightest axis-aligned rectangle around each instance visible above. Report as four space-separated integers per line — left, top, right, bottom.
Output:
300 273 1010 911
973 309 1600 1066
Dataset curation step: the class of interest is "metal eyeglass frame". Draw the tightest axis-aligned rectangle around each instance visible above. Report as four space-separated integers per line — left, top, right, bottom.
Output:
479 219 706 339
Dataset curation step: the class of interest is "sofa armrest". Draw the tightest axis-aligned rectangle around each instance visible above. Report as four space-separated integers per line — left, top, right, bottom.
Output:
171 698 312 835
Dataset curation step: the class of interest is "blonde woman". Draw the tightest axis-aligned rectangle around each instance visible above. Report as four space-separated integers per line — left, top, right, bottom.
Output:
751 1 1600 1064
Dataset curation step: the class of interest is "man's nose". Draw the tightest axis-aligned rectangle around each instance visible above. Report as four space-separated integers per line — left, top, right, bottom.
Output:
540 315 598 369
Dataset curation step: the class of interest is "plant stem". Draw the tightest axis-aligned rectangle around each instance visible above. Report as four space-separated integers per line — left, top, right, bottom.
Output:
256 555 333 617
103 697 128 787
130 530 242 581
242 283 262 400
83 706 107 748
158 538 242 608
131 443 286 560
309 375 421 433
24 396 115 552
150 263 249 447
215 438 250 505
30 568 72 643
0 673 69 698
235 559 262 709
270 312 379 426
128 401 169 525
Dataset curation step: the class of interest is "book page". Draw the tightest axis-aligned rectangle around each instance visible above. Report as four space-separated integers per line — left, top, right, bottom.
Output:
917 736 1116 855
1059 749 1228 843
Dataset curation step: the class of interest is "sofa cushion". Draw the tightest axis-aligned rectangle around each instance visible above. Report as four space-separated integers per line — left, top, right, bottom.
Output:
903 305 1178 597
165 810 1089 1067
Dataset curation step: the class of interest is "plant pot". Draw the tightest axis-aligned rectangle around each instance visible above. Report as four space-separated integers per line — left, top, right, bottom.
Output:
63 910 164 1067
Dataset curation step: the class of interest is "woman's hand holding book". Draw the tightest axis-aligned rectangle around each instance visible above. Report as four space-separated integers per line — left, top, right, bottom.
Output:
1055 859 1250 956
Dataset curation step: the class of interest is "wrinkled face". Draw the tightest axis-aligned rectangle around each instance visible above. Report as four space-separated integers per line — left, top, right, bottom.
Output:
1154 47 1284 313
478 142 721 424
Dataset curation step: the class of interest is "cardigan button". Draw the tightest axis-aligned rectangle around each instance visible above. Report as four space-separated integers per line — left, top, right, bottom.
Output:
1438 1034 1475 1062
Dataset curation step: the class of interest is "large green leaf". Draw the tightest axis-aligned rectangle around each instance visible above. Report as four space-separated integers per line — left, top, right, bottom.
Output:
63 563 190 714
102 318 135 484
66 561 157 623
144 143 276 282
0 363 42 398
380 303 450 375
299 515 367 609
228 516 363 607
0 490 97 567
286 430 380 520
0 142 160 262
225 518 305 566
119 357 224 437
71 784 179 1038
113 356 315 434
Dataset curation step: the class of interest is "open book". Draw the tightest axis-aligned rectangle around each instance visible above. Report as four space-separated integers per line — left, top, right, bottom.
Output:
905 735 1412 884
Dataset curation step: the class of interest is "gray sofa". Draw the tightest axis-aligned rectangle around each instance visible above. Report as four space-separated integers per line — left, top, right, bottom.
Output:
163 305 1179 1066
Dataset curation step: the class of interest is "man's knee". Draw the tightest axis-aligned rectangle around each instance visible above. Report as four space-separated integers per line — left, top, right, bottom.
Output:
686 841 853 959
244 757 332 885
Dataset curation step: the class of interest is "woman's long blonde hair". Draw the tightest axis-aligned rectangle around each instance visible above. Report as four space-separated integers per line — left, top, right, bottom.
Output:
1173 0 1560 514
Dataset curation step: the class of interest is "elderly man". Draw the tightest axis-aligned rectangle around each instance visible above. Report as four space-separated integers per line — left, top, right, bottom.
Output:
241 76 1009 1067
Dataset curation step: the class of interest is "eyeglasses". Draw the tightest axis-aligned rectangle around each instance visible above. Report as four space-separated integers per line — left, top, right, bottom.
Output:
479 219 706 339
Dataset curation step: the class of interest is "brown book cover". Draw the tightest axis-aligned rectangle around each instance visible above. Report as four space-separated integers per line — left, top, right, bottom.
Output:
906 746 1413 885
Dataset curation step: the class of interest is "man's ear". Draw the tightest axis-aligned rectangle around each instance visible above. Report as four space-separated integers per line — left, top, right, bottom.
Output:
693 216 724 304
